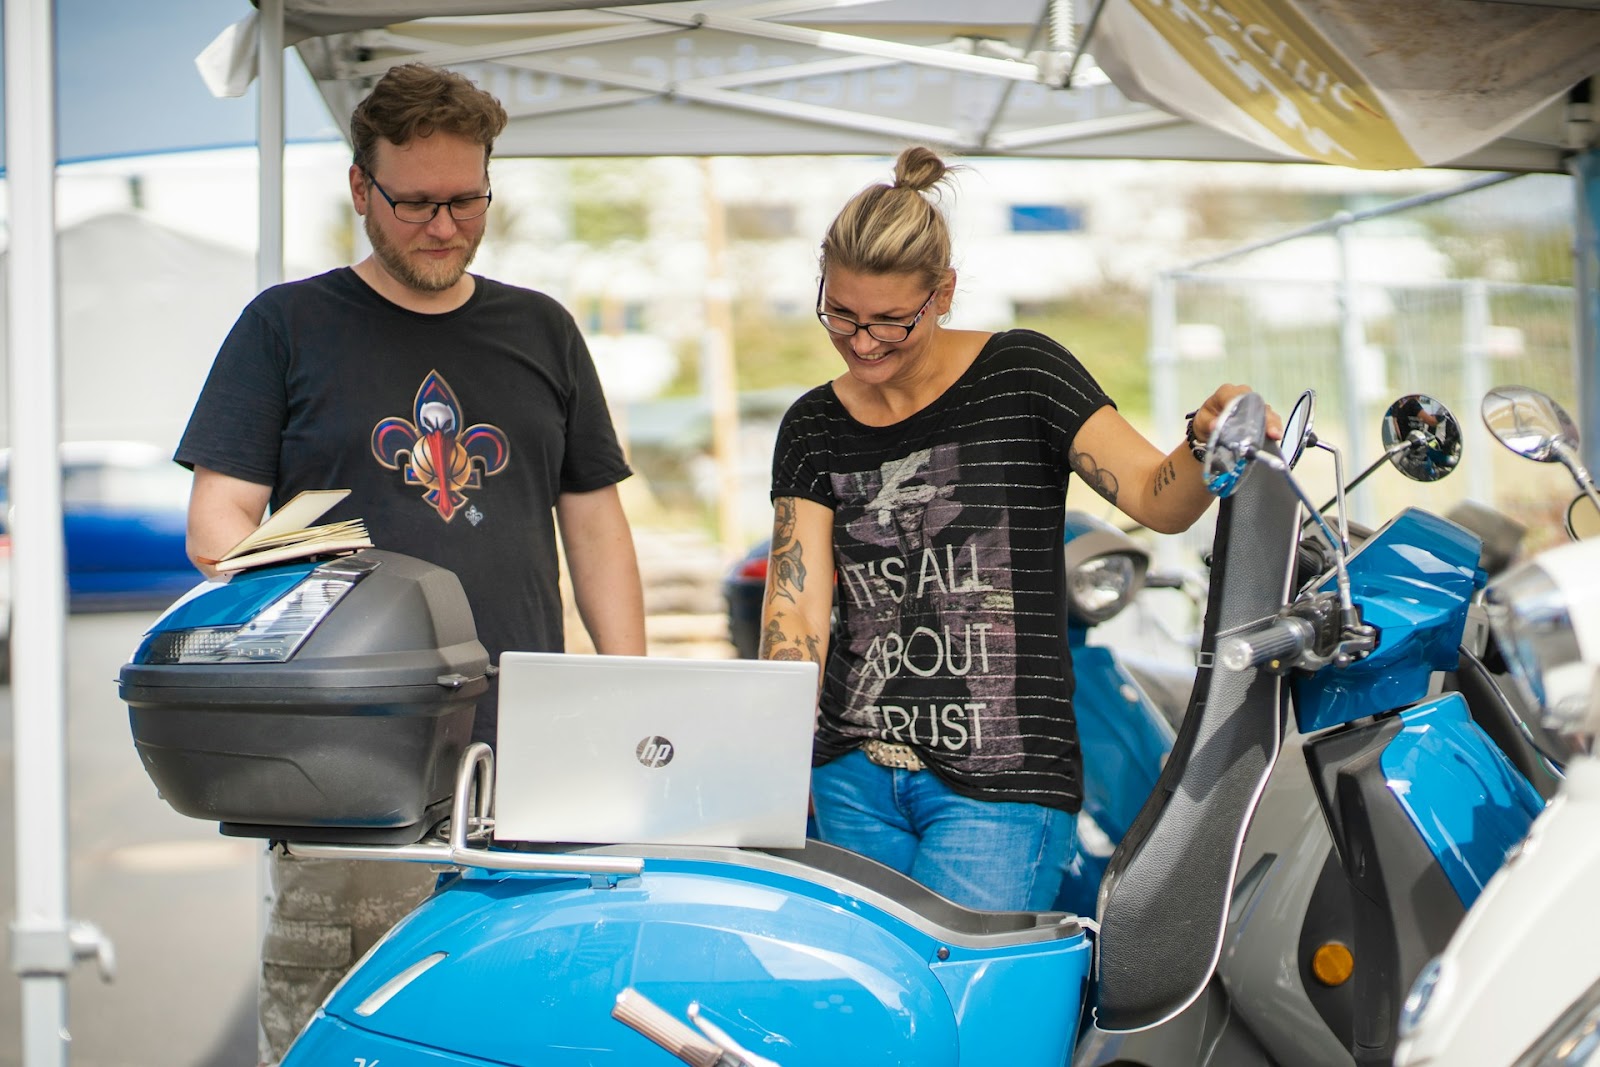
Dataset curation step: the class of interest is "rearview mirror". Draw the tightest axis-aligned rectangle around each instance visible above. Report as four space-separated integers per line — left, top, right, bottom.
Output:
1481 386 1580 464
1381 394 1460 483
1203 392 1267 499
1282 390 1316 471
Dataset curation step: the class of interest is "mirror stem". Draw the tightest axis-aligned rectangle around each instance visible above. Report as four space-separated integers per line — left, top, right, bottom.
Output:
1317 439 1353 555
1553 440 1600 522
1315 432 1421 515
1258 450 1356 619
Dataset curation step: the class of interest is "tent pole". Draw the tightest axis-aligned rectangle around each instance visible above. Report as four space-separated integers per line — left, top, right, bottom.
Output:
259 0 286 291
699 159 742 557
253 3 288 1061
5 0 109 1062
1573 147 1599 476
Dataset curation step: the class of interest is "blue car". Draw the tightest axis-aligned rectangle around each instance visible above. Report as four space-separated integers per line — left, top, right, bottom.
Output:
0 441 200 618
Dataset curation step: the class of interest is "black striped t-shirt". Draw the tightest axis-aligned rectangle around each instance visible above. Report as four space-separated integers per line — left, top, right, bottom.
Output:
771 329 1113 812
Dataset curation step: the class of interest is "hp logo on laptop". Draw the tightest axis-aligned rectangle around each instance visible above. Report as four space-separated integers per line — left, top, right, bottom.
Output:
636 736 674 768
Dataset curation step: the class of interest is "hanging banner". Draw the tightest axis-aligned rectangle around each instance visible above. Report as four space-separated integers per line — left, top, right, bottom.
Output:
1094 0 1600 169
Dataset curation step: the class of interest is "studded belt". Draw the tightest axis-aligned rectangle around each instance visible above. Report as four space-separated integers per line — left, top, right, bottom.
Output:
863 739 926 772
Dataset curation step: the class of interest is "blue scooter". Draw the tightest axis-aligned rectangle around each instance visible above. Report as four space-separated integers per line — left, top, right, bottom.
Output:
122 390 1541 1066
1078 390 1550 1067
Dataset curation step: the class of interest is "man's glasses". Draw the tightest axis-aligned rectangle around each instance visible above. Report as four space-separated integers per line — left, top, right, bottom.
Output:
365 172 492 224
815 278 937 343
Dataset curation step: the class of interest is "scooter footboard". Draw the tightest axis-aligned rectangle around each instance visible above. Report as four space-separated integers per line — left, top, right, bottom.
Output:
1093 450 1300 1033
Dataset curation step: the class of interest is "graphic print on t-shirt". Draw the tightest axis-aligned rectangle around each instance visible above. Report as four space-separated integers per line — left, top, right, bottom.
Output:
832 442 1018 757
371 369 510 522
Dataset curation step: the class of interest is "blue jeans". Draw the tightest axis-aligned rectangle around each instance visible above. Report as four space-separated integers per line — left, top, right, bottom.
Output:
811 749 1077 912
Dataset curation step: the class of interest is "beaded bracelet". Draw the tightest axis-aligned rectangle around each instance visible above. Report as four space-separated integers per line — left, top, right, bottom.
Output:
1183 409 1207 463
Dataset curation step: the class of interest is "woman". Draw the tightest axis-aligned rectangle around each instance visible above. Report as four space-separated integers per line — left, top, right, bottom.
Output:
760 146 1278 912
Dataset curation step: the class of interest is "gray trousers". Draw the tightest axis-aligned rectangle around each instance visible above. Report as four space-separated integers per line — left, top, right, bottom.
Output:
258 850 437 1064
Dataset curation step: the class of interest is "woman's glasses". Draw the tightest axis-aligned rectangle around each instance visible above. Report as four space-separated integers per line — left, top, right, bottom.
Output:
815 278 936 343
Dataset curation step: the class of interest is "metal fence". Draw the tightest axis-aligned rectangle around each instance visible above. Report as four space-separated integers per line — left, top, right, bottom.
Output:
1149 172 1580 560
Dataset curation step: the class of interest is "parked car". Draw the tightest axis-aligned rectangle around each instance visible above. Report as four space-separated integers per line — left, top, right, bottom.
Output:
0 441 200 627
723 538 771 659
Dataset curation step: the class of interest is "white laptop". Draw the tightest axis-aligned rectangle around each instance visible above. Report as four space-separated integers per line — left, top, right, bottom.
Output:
492 652 819 848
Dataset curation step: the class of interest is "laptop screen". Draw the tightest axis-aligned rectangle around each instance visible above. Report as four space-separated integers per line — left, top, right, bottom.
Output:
492 652 818 847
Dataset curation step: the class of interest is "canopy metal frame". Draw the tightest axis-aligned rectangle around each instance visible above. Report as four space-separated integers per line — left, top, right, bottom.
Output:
7 1 1599 1062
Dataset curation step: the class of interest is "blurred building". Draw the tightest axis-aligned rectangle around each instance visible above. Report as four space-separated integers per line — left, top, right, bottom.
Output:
21 148 1564 542
0 211 262 451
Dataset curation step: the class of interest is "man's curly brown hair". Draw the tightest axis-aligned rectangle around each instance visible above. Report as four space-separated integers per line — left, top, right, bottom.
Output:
349 64 509 175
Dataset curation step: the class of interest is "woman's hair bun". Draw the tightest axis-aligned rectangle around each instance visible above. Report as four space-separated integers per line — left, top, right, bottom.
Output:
892 146 949 195
819 144 958 285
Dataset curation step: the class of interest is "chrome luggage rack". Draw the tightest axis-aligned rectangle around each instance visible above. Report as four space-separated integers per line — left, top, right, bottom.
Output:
282 742 644 877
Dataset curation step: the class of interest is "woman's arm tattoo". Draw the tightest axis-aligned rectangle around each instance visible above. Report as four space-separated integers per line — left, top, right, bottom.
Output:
1152 458 1178 497
763 498 826 673
761 617 802 660
760 617 822 667
1069 445 1120 505
769 497 808 603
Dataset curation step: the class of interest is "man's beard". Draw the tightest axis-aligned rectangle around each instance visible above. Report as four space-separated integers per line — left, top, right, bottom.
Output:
365 213 482 293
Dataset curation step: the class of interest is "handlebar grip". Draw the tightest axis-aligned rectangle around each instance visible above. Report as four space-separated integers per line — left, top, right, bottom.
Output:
613 989 725 1067
1217 617 1312 672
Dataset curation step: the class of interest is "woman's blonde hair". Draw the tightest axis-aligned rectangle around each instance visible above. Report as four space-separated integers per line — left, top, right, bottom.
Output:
820 146 959 289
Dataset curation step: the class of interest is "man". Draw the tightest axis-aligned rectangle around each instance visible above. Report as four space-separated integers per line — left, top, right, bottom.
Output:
176 64 645 1062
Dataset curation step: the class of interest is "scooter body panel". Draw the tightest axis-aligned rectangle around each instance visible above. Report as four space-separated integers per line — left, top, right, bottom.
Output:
300 855 1092 1066
1295 509 1485 734
933 939 1092 1065
1215 730 1356 1067
1077 732 1357 1067
1074 976 1278 1067
1291 690 1539 1062
1379 692 1545 905
1395 758 1600 1066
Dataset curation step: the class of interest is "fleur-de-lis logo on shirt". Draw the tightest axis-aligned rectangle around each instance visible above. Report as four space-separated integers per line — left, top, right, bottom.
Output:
371 370 509 522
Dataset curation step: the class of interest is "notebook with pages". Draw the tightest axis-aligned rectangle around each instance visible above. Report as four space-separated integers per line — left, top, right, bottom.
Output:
492 652 818 848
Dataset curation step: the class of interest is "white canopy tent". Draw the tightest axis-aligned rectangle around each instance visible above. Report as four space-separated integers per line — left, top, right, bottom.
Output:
199 0 1599 170
8 0 1600 1061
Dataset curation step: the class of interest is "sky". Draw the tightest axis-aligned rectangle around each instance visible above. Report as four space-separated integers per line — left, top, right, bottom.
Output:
0 0 339 170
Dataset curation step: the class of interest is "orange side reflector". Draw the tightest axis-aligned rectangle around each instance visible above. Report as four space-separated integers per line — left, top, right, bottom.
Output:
1311 942 1355 987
